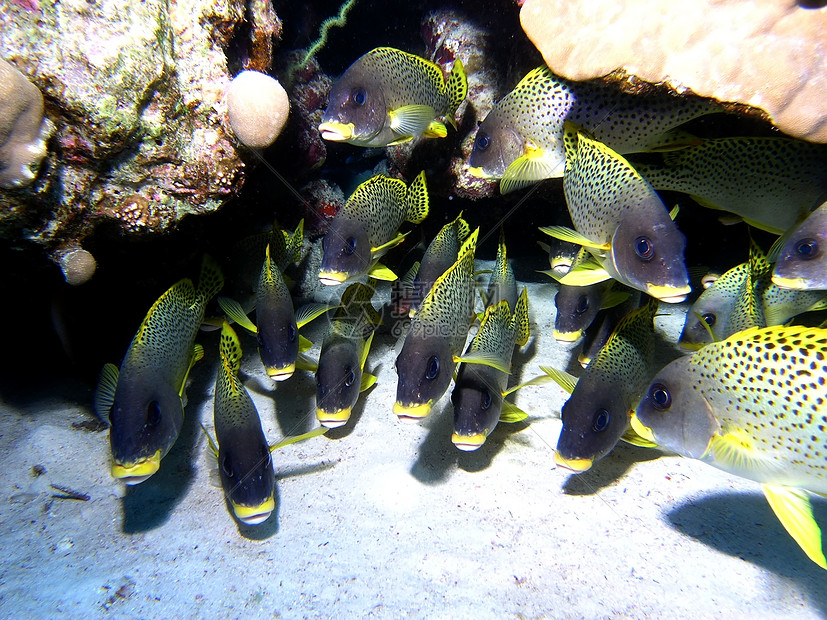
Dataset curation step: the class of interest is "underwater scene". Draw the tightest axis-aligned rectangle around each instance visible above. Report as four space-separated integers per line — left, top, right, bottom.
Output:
1 0 827 617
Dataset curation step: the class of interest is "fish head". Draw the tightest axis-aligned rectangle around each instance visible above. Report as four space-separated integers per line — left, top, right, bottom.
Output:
315 340 362 428
450 365 504 451
217 437 276 526
772 205 827 290
554 379 628 472
468 107 523 180
679 291 727 349
319 219 371 285
394 330 454 422
320 63 386 145
633 356 719 459
553 283 603 343
610 209 691 303
109 375 183 484
256 300 299 381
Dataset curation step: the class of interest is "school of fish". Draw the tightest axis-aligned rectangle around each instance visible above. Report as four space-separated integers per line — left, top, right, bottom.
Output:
92 47 827 570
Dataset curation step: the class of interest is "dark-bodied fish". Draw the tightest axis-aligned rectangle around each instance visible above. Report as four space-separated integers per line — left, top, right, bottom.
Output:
577 290 641 368
468 65 717 193
94 256 224 484
315 281 380 429
394 229 480 421
553 280 631 345
451 289 530 451
772 199 827 291
211 322 275 525
484 228 517 310
406 211 470 316
632 324 827 569
541 124 691 303
545 297 659 472
636 137 827 234
319 171 429 285
319 47 467 147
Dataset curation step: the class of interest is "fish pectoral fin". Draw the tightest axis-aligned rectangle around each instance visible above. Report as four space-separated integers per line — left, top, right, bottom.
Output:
359 331 375 371
559 263 612 287
294 353 318 373
539 365 577 395
298 334 314 353
502 372 558 396
538 226 610 251
453 351 511 374
762 484 827 569
388 104 437 138
93 363 119 425
368 263 398 281
360 372 378 392
371 231 409 255
668 204 680 221
295 303 335 329
500 401 529 423
601 290 630 310
179 344 205 402
200 424 219 459
218 296 259 334
706 430 781 477
270 427 328 452
422 120 447 138
620 426 659 448
500 149 562 194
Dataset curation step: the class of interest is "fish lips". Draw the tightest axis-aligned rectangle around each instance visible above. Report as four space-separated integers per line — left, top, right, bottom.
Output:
233 496 275 526
111 451 161 485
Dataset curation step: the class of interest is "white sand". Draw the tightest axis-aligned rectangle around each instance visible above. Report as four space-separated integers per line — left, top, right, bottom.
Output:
1 267 825 618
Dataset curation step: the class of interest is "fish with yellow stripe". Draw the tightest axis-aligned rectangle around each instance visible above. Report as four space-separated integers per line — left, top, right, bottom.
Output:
94 256 223 484
315 281 381 429
541 124 691 303
468 65 717 194
632 324 827 569
319 172 429 285
319 47 467 147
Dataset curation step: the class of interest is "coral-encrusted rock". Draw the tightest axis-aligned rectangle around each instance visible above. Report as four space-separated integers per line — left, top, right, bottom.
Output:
520 0 827 142
0 0 267 246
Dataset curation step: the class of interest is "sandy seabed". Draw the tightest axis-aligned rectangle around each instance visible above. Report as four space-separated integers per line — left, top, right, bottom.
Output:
1 265 825 619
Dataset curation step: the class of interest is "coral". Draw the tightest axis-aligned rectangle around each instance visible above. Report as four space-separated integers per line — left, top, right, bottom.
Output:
226 70 289 149
284 54 332 174
520 0 827 142
243 0 282 73
299 178 345 236
53 246 96 285
0 58 54 188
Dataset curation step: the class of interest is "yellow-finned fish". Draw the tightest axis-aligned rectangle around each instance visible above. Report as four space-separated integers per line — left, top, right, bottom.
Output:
211 322 275 525
405 211 470 316
319 47 467 147
394 229 483 421
468 65 716 193
319 172 429 286
315 281 380 429
541 124 691 303
772 199 827 291
545 298 659 473
632 324 827 569
94 256 223 484
636 137 827 235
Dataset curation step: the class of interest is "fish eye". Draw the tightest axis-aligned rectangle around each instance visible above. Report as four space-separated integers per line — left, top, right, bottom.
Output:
147 401 161 427
701 313 716 327
575 295 589 314
475 132 491 151
425 355 440 381
350 87 367 106
345 367 355 387
221 454 234 478
481 390 492 411
592 408 610 432
634 236 654 261
649 383 672 410
344 236 357 256
288 323 297 342
794 238 818 260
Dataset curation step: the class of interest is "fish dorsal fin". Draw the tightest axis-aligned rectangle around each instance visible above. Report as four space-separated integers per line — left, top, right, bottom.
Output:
219 322 243 376
267 221 288 267
404 171 430 224
458 227 479 259
500 146 559 194
401 261 420 289
197 254 224 303
270 427 328 452
134 279 194 344
762 484 827 569
512 287 530 347
389 104 437 139
93 363 119 425
295 303 334 329
217 296 259 334
539 225 610 251
540 365 578 394
285 219 304 266
445 57 467 124
499 401 528 423
453 211 470 244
